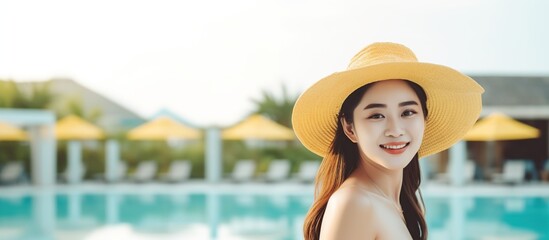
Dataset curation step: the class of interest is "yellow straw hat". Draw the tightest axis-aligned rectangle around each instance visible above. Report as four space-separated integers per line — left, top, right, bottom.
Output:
292 42 484 158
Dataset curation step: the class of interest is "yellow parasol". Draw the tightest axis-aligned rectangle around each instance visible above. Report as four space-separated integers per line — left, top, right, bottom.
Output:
0 122 28 141
127 116 201 140
464 112 539 141
55 115 105 140
55 115 104 184
222 114 294 140
464 112 539 174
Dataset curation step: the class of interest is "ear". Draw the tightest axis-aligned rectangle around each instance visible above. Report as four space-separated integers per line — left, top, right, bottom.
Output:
341 117 358 143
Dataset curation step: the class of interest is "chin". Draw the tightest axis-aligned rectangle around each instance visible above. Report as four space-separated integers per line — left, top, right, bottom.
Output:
381 161 412 170
373 153 415 170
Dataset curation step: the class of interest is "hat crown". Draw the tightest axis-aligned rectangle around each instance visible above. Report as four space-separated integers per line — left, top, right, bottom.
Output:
347 42 418 70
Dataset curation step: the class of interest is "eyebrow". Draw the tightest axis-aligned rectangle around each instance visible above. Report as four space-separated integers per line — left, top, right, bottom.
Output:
364 101 419 110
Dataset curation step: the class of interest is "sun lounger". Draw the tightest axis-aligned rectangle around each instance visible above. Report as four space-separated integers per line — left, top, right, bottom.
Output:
292 161 320 183
130 161 158 182
159 160 192 183
0 162 25 185
230 160 256 182
492 160 526 185
112 161 128 182
59 162 87 183
262 159 291 182
433 160 476 184
95 161 127 182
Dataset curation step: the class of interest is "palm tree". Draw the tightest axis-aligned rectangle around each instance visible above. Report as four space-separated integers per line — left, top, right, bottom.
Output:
28 81 55 109
0 80 55 109
251 83 298 128
0 80 18 108
61 96 102 124
250 83 320 168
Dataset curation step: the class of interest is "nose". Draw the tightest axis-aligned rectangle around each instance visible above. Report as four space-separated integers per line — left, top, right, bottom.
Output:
384 117 405 137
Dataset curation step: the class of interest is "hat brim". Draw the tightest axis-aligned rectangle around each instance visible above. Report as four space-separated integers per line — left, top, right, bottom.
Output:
292 61 484 158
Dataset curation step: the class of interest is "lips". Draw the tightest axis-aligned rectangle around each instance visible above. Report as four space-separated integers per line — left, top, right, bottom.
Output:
379 142 410 154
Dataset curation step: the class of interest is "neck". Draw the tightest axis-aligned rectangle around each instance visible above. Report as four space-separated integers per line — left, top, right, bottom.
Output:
353 159 403 203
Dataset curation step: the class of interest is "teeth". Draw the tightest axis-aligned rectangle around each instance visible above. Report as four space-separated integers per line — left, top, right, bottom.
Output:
381 143 407 149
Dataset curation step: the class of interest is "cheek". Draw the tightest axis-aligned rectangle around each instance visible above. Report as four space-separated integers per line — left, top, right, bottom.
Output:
354 123 383 141
409 119 426 141
355 118 383 132
355 125 384 154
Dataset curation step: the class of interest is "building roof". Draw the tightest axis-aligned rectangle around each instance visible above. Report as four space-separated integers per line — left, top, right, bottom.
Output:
472 76 549 106
471 76 549 119
17 78 144 132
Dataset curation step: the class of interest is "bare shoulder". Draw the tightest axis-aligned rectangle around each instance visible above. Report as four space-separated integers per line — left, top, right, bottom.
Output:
319 185 377 240
328 184 373 210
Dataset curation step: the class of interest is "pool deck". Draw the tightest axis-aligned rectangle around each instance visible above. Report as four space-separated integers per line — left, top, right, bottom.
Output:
1 180 549 197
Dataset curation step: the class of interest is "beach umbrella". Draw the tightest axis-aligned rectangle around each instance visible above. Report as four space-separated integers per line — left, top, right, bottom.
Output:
55 115 105 140
464 112 539 175
222 114 294 140
0 122 27 141
55 115 105 184
464 112 539 141
127 116 201 140
126 116 201 178
221 114 295 171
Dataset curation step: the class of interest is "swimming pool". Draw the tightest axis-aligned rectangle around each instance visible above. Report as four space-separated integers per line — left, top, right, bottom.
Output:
0 185 548 240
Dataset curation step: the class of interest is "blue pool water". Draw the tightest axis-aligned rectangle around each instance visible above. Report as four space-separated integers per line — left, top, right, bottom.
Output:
0 192 548 240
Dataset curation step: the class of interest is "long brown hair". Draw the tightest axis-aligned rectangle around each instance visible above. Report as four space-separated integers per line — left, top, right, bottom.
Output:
303 80 428 240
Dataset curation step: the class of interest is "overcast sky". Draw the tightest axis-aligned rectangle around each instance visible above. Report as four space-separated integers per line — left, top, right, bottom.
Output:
1 0 548 126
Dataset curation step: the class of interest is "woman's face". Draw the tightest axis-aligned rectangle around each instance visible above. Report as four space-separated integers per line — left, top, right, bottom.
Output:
343 80 425 170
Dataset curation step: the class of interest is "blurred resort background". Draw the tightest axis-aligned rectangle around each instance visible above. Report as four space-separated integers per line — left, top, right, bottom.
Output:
0 76 548 240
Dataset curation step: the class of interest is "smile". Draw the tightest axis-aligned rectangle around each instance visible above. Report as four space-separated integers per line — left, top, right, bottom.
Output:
380 142 409 149
379 142 410 154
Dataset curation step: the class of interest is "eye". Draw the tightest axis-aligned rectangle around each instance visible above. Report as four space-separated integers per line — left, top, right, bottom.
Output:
367 113 384 119
402 109 417 117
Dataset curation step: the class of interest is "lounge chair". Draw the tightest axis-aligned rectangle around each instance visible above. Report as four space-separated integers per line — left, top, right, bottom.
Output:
95 161 127 182
130 161 158 182
492 160 526 184
292 161 320 183
433 160 476 184
159 160 192 183
463 160 476 182
60 162 87 183
230 160 256 182
112 161 128 182
263 159 291 182
0 162 25 185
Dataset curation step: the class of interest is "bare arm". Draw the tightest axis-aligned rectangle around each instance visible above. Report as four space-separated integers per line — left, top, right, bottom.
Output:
319 186 377 240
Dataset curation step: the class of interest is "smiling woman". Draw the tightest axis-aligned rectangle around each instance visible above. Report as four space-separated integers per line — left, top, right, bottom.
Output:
342 80 426 171
292 42 484 240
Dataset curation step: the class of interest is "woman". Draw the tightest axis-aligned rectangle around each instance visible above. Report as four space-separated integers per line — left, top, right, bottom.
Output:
292 42 484 239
